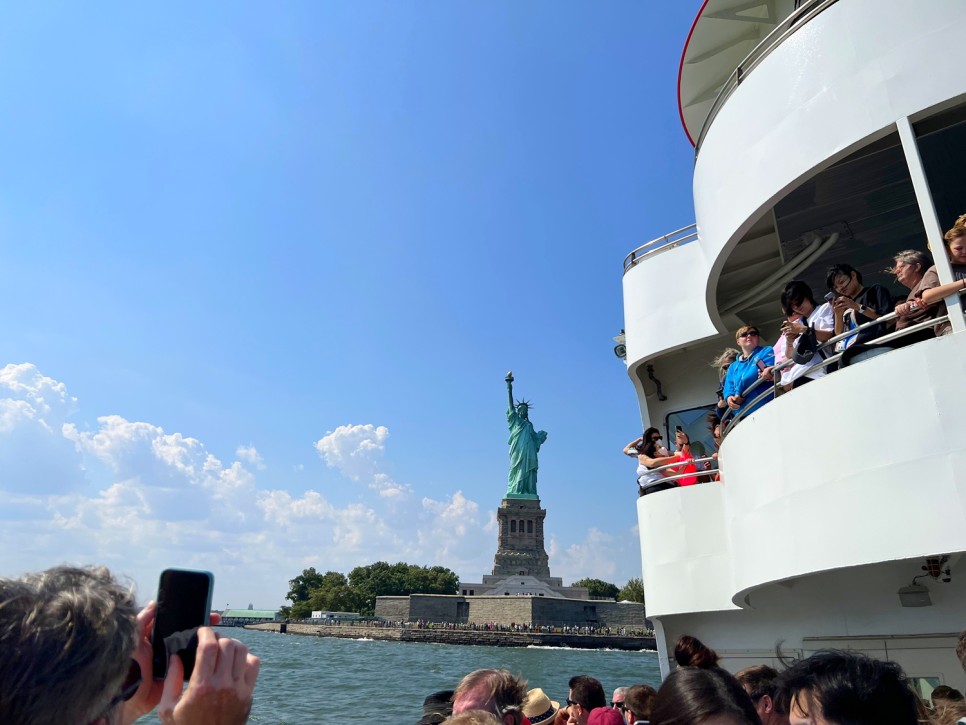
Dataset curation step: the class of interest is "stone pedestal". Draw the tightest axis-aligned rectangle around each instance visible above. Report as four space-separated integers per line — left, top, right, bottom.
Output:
490 497 551 578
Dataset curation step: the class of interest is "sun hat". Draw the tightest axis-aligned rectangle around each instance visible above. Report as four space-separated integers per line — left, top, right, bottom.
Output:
522 688 560 724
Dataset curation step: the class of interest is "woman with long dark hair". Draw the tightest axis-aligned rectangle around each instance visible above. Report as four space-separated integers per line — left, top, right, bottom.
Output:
650 666 762 725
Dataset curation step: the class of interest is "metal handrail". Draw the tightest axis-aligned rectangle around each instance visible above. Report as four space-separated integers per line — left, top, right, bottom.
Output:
623 224 698 274
692 0 842 156
645 455 716 477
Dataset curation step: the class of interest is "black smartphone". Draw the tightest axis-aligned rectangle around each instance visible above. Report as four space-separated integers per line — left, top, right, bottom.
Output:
824 291 837 303
151 569 214 680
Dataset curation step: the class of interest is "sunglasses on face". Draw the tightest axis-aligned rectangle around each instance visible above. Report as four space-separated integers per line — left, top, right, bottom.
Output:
611 702 627 711
566 699 584 709
108 659 142 709
737 330 759 339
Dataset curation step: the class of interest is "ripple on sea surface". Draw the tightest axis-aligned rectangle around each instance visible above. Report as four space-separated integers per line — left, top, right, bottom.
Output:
228 628 661 724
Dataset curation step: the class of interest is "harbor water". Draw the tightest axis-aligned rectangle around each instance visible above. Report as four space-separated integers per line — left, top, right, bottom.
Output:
226 627 662 723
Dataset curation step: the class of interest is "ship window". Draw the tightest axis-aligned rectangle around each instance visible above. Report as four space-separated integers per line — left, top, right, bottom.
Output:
908 675 942 701
665 404 718 464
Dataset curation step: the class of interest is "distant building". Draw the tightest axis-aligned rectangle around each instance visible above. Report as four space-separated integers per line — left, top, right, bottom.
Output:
220 608 278 626
375 494 645 629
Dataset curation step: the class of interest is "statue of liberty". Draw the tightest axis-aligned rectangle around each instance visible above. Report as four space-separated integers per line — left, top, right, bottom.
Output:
504 371 548 499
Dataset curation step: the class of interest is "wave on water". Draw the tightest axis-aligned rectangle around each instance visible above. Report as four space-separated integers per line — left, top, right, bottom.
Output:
526 645 657 653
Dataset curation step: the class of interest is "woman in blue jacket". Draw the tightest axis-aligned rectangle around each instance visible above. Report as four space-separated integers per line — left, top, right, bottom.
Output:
722 325 774 420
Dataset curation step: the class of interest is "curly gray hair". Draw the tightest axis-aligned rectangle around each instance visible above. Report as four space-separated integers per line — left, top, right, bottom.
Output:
0 565 139 725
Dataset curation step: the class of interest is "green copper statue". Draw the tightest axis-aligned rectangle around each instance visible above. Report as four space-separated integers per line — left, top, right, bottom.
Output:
505 371 548 499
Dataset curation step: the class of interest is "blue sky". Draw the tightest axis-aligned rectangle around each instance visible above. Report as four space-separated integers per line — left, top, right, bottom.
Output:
0 1 700 608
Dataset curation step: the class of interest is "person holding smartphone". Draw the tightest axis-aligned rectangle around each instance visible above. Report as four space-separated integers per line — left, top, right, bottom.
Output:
0 564 260 725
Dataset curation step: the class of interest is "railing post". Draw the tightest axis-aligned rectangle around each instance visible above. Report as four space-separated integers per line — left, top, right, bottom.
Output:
896 117 965 334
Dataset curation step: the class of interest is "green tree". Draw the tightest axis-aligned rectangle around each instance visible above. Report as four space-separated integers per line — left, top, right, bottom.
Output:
571 578 620 600
286 567 326 604
618 577 646 604
348 561 460 614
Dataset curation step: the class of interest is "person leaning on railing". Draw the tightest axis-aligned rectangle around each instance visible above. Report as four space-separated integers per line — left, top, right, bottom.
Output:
721 325 774 416
623 428 678 496
890 249 940 346
825 262 893 349
778 280 835 388
904 221 966 336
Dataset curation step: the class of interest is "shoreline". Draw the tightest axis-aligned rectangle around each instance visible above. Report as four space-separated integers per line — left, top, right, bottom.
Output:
245 622 657 651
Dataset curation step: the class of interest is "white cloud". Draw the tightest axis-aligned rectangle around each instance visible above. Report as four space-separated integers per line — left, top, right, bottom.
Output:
235 444 265 469
0 363 85 494
0 365 592 607
314 424 412 497
547 527 641 587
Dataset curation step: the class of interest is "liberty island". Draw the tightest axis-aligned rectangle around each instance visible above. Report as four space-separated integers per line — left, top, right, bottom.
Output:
255 373 649 650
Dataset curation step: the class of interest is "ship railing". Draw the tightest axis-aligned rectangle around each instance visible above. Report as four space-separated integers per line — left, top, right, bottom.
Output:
721 310 949 436
623 223 699 274
693 0 842 157
644 456 716 478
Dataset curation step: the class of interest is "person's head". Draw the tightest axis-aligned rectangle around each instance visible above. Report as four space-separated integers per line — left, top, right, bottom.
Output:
651 666 762 725
774 650 918 725
623 685 657 724
887 250 931 289
674 635 720 669
825 264 863 297
781 281 818 318
568 675 607 725
735 326 761 355
523 688 560 725
735 665 786 725
712 423 722 448
944 224 966 265
641 427 664 452
0 565 140 725
418 690 454 725
587 707 625 725
956 629 966 674
935 701 966 725
453 669 527 725
931 684 964 709
712 348 741 382
611 688 627 709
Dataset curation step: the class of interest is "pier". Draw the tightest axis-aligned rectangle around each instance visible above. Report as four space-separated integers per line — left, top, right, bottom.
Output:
246 621 656 651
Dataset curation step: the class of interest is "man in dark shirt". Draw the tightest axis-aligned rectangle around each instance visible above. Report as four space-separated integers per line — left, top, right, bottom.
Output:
825 263 893 346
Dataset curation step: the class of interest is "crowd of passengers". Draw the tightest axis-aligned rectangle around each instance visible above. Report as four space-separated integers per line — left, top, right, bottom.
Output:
9 563 966 725
420 632 966 725
626 215 966 496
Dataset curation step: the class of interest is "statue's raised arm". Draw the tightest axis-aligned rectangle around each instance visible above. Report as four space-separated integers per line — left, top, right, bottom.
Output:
503 371 547 499
506 371 515 412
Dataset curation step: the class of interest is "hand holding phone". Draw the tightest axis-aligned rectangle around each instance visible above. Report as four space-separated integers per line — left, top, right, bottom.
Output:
151 569 214 680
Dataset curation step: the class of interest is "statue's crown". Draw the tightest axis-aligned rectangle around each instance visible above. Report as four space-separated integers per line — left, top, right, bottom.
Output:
515 399 532 409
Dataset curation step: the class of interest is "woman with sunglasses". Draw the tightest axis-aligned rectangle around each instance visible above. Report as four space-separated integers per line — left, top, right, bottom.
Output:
721 325 775 420
624 427 678 495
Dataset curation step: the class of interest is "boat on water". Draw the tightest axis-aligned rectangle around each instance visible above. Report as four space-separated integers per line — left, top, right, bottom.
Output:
622 0 966 695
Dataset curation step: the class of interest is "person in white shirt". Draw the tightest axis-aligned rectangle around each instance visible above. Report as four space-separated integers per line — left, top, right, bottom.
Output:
779 280 835 388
